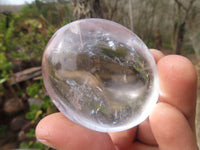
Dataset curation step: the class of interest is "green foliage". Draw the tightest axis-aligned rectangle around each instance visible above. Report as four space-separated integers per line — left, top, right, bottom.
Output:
25 128 36 138
146 40 154 48
26 79 56 119
20 141 50 150
162 41 172 49
0 52 12 84
26 83 42 98
10 51 29 61
21 0 70 26
23 80 56 150
0 15 7 51
0 14 6 31
0 125 7 137
0 0 71 63
0 53 12 72
25 104 42 120
182 44 195 54
41 95 54 110
5 18 15 48
0 1 70 149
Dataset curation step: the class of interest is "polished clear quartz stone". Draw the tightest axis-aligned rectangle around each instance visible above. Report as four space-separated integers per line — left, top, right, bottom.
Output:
42 18 159 132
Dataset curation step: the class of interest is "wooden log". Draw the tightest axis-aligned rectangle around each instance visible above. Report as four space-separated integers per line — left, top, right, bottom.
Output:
9 67 42 85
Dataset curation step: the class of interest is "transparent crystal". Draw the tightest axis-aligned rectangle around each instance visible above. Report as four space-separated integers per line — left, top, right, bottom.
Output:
42 18 159 132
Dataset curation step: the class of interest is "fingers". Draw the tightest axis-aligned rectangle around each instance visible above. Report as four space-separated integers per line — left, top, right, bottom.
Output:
150 49 165 64
157 55 197 128
135 49 164 145
35 112 115 150
150 103 198 150
109 128 137 150
136 118 157 145
149 55 198 149
109 49 164 148
136 53 197 146
132 141 158 150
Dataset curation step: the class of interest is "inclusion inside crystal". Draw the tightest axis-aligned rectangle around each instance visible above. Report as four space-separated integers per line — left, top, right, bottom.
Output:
42 18 159 132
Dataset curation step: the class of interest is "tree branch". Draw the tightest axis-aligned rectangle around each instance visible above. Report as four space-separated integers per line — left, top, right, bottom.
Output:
174 0 187 11
187 0 196 12
174 0 196 20
110 0 119 20
174 0 196 12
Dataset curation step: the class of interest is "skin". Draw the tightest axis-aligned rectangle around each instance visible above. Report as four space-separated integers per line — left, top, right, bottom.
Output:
36 49 199 150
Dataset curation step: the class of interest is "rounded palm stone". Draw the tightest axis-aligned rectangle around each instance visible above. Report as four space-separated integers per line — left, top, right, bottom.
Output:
42 18 159 132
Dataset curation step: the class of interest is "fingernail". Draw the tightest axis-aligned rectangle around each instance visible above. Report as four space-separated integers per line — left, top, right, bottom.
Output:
37 138 55 148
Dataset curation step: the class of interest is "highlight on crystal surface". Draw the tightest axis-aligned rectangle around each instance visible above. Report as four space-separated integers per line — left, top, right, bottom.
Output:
42 18 159 132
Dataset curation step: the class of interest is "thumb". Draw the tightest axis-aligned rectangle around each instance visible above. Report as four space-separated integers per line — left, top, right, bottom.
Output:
35 113 116 150
150 103 198 150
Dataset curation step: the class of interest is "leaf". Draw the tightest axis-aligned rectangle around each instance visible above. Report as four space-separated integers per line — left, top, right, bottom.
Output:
26 128 35 138
0 78 7 84
19 142 29 148
25 111 36 120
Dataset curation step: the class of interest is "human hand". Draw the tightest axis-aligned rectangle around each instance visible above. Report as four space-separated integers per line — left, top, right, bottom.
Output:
36 49 198 150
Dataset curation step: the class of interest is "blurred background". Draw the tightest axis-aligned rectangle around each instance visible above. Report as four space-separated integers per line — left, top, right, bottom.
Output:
0 0 199 149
